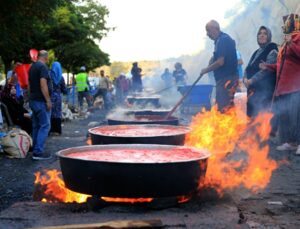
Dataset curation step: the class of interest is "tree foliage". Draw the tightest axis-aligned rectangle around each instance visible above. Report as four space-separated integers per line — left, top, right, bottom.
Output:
59 40 109 73
0 0 111 74
77 0 112 41
0 0 61 72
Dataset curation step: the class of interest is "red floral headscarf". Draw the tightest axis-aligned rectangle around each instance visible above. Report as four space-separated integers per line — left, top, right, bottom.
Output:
282 13 300 34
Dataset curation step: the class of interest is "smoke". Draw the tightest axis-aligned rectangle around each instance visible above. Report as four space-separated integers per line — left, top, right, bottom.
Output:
106 107 135 121
108 0 299 117
145 0 299 114
168 0 299 82
141 71 182 108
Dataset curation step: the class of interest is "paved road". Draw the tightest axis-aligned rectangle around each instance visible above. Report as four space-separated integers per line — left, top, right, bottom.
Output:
0 110 299 228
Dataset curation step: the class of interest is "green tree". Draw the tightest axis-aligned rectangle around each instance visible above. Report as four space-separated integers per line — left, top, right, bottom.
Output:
0 0 62 73
77 0 112 41
59 40 109 74
48 4 88 58
0 0 111 75
49 1 111 73
49 5 109 72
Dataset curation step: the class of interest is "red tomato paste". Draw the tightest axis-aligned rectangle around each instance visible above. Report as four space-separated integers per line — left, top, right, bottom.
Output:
90 125 189 137
67 147 208 163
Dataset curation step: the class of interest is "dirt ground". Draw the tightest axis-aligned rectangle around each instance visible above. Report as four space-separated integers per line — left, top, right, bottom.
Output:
0 110 107 211
0 109 300 228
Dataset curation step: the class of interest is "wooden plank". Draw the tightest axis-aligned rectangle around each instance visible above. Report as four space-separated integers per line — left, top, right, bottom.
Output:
26 219 163 229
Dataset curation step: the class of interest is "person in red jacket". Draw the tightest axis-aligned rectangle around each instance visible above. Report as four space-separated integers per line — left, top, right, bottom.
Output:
261 13 300 154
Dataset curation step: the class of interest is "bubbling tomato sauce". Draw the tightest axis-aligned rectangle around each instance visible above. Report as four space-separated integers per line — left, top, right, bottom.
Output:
66 147 208 163
89 125 189 137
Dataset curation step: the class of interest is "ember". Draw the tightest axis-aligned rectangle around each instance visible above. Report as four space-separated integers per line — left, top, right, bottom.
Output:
185 105 278 195
177 195 192 204
101 197 153 203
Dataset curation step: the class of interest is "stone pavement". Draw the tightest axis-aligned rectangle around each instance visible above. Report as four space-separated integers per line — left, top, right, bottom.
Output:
0 110 299 228
237 148 300 228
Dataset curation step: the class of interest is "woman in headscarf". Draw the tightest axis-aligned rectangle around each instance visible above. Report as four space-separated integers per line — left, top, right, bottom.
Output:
243 26 278 118
49 61 67 135
0 83 32 134
260 14 300 154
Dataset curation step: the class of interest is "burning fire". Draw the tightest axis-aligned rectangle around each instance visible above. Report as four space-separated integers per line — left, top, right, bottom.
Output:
34 170 154 204
177 195 191 204
34 102 278 202
34 170 191 204
185 105 278 195
86 136 92 145
101 197 153 203
34 170 90 203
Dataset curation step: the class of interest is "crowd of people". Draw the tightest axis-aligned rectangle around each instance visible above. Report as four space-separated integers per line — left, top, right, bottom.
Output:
0 13 299 159
200 14 300 154
74 62 141 109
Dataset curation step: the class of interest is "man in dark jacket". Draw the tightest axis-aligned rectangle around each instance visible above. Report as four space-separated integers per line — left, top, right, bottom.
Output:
200 20 238 113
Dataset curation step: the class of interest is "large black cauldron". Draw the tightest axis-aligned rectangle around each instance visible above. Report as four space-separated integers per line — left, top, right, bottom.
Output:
125 109 171 116
107 114 179 126
89 124 190 145
56 144 210 198
126 95 160 108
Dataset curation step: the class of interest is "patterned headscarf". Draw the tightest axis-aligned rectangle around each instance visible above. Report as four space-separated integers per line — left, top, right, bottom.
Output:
282 14 300 34
278 14 300 62
50 61 62 86
257 26 272 48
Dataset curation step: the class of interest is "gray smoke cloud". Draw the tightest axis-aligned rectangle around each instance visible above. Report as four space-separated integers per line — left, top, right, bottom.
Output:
142 72 182 108
163 0 299 82
109 0 299 118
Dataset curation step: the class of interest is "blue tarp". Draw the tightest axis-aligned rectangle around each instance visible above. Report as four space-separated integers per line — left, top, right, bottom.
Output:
178 84 214 110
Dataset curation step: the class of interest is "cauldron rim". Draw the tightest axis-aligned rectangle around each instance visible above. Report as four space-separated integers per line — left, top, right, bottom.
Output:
112 108 172 113
88 124 191 139
106 115 179 122
56 144 211 165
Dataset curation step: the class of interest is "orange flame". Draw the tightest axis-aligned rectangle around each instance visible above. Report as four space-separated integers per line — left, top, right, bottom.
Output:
101 197 153 203
177 195 192 204
185 105 278 195
34 170 192 204
34 170 154 204
34 170 90 203
86 137 92 145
